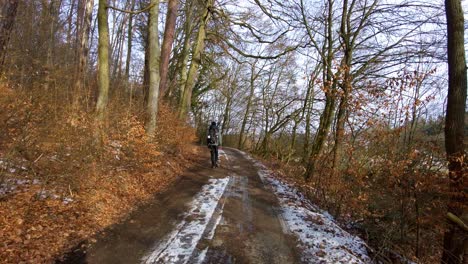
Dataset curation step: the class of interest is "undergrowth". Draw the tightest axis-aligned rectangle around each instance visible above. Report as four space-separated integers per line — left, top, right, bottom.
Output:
0 83 198 263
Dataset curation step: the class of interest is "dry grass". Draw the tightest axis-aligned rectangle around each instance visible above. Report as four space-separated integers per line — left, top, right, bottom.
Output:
0 84 199 263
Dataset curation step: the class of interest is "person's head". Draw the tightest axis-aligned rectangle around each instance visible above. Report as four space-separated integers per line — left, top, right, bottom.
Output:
211 121 216 126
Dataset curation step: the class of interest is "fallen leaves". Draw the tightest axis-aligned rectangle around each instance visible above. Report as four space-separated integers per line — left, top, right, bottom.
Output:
0 89 200 263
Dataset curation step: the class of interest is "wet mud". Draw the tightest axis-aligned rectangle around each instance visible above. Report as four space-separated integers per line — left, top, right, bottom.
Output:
58 148 300 264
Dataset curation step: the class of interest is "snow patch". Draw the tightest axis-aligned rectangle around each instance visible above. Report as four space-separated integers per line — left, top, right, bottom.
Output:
260 170 371 263
0 158 29 174
142 177 230 264
239 149 372 263
0 178 40 196
218 149 229 161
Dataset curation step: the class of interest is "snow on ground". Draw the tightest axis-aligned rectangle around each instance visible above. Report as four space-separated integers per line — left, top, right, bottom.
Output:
218 149 229 161
0 178 40 196
0 177 74 204
236 150 372 264
142 177 230 264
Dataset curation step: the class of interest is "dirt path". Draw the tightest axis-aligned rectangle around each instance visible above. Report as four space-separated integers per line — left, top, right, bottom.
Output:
59 148 371 264
59 148 298 264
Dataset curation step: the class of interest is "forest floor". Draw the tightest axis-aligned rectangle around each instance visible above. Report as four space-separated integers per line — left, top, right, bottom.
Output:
57 148 372 264
0 142 200 264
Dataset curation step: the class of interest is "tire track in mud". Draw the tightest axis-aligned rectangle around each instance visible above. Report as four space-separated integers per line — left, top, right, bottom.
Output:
142 177 230 264
198 149 298 264
62 148 300 264
142 148 298 264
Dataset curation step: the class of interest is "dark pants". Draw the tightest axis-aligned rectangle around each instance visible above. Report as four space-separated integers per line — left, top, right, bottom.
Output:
210 145 218 167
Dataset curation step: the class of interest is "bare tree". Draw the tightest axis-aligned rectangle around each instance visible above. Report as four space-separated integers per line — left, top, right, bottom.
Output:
0 0 19 73
145 0 161 135
96 0 110 121
159 0 179 96
124 0 135 79
441 0 467 263
179 0 214 118
239 59 265 149
74 0 94 103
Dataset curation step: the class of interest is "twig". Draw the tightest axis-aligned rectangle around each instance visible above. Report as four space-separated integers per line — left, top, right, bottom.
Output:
33 153 43 163
447 212 468 232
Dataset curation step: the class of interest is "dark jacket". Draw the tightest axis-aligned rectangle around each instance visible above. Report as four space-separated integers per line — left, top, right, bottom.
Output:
208 123 220 146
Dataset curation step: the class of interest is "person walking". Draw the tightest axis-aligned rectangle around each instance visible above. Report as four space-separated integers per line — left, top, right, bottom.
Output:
207 121 221 168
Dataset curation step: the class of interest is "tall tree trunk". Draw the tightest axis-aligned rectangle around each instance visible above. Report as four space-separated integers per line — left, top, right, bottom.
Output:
170 0 193 101
239 62 258 149
66 0 76 44
125 0 135 79
74 0 94 104
288 117 300 162
75 0 85 63
145 0 161 135
306 0 337 180
303 100 312 160
178 0 213 119
221 95 232 136
0 0 19 74
96 0 110 121
43 0 60 91
302 67 317 162
441 0 467 263
159 0 179 96
331 0 351 173
143 35 150 103
111 12 128 81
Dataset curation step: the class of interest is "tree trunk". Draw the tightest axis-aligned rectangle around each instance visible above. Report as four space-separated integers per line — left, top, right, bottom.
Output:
96 0 110 121
305 0 337 180
75 0 85 62
125 0 135 79
221 95 232 136
169 0 193 101
239 61 261 149
0 0 19 74
178 0 213 119
441 0 468 263
302 68 317 162
145 0 161 135
43 0 60 91
74 0 94 103
66 0 76 44
111 12 127 81
331 0 351 173
143 35 150 103
159 0 179 96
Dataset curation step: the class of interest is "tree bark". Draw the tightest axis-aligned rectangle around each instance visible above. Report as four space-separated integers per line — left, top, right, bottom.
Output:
66 0 76 44
441 0 468 263
178 0 213 119
306 0 337 180
239 61 261 149
145 0 161 135
143 34 150 103
169 0 194 101
221 94 232 136
331 0 351 173
96 0 110 121
43 0 61 91
159 0 179 96
0 0 19 74
74 0 94 102
125 0 135 79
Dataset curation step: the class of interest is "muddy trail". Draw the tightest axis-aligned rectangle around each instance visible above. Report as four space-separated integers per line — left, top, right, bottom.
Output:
58 148 371 264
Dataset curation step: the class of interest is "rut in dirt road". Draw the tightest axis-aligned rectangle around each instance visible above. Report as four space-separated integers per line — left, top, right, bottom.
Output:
61 148 371 264
141 148 298 264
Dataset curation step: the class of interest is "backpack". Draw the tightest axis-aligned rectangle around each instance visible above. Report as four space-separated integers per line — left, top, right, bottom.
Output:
207 125 219 146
